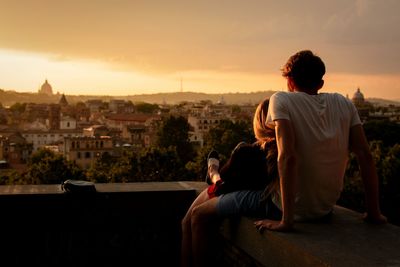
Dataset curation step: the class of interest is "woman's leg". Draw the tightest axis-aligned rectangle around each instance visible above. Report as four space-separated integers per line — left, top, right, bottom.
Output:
181 188 211 267
190 196 220 267
187 190 275 267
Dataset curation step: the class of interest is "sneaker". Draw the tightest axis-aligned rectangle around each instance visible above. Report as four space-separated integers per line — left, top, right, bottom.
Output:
205 149 219 185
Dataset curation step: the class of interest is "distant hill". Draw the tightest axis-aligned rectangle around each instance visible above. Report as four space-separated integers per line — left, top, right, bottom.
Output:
124 91 277 105
1 88 399 107
0 89 277 106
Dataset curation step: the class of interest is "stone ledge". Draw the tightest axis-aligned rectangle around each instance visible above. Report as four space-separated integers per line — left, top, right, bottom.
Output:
0 181 205 195
220 205 400 267
0 181 205 267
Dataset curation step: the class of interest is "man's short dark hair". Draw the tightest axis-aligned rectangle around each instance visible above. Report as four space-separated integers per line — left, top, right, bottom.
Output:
281 50 326 89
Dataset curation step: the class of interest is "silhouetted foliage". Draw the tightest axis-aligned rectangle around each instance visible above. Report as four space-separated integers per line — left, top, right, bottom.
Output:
156 115 195 164
203 119 254 158
135 102 159 114
86 151 130 183
363 120 400 147
339 135 400 226
87 147 195 183
9 102 26 114
24 149 85 184
0 170 24 185
136 147 184 182
381 144 400 225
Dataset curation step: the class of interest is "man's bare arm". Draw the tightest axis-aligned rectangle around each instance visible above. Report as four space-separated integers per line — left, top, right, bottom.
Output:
254 119 296 231
349 124 387 224
276 119 297 227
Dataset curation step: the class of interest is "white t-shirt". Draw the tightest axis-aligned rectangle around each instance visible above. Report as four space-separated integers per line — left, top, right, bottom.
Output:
266 91 361 221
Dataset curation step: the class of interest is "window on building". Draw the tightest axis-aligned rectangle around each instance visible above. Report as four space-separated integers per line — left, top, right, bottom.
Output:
85 152 91 158
71 141 75 149
77 151 81 159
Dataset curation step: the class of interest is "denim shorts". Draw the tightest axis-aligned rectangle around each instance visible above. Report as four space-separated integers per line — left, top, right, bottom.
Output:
216 190 282 220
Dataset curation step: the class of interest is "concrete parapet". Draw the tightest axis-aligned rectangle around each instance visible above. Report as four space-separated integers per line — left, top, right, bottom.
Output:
0 181 201 267
1 182 398 267
220 205 400 267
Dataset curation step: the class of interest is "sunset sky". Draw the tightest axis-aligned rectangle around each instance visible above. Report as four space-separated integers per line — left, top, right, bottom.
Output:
1 0 399 100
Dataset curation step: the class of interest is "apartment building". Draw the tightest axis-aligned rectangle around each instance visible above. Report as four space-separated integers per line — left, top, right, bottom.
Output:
22 129 82 152
63 136 114 169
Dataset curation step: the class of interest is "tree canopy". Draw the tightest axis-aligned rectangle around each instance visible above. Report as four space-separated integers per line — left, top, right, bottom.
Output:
156 115 195 164
25 149 84 184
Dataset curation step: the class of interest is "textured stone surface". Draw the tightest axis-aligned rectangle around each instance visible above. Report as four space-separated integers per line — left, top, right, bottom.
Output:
220 205 400 267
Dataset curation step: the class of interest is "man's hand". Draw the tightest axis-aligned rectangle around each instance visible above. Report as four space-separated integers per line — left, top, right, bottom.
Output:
363 212 387 225
254 219 294 232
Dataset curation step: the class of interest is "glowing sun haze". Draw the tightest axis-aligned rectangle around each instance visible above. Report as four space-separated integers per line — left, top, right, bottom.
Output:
0 0 399 100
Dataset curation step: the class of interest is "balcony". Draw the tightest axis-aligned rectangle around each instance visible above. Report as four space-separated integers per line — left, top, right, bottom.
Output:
1 182 399 267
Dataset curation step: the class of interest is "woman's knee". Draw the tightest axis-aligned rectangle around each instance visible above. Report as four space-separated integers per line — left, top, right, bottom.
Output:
182 212 192 231
190 201 218 229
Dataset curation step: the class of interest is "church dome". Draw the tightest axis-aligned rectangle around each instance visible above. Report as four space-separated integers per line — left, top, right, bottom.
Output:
39 79 53 95
352 87 364 103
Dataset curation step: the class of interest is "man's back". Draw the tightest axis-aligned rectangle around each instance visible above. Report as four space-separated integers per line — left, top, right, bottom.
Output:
254 50 385 232
267 91 361 220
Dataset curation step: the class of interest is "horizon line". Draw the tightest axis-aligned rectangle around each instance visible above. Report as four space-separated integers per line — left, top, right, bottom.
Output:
1 88 400 103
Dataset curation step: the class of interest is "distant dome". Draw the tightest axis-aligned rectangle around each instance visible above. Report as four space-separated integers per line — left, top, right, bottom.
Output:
39 79 53 95
352 87 365 103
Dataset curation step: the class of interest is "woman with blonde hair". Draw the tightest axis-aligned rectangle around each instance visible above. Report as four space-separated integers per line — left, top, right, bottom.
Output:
181 98 280 267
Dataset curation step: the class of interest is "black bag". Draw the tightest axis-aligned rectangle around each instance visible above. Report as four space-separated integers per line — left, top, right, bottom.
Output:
61 179 97 194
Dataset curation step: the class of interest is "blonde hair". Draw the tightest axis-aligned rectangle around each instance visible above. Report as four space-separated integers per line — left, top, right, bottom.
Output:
253 98 275 147
253 98 279 198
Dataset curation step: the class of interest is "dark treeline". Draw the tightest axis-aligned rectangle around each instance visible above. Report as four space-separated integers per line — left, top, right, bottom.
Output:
338 120 400 226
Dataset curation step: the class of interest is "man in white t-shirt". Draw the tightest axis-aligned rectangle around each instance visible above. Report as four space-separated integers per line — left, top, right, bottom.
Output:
254 50 387 231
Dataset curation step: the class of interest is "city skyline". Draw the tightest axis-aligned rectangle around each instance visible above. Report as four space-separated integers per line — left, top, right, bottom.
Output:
1 0 400 100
